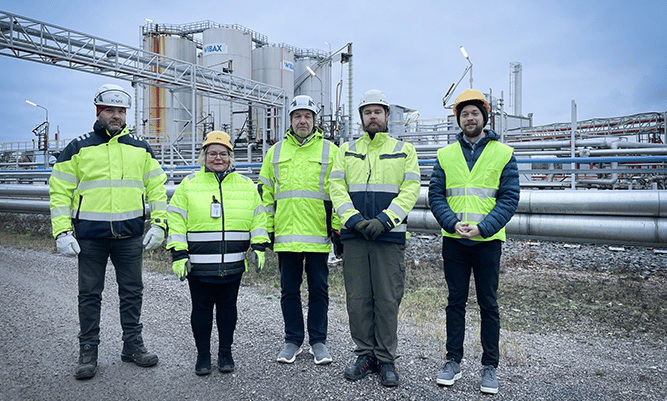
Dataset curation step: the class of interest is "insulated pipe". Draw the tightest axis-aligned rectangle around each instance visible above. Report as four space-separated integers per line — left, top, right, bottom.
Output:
407 209 667 247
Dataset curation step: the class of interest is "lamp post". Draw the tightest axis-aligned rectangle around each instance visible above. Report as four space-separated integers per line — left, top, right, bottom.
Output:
25 99 49 168
460 46 473 89
305 65 324 122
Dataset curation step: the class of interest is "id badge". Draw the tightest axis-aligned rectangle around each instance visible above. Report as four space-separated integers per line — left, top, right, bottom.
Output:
211 198 221 219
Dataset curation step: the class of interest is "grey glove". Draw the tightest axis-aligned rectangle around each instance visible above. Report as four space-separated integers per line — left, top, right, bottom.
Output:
56 231 80 257
365 219 385 240
353 220 371 240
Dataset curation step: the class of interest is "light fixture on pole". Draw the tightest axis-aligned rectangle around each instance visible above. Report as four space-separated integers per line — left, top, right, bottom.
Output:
305 65 324 119
25 99 49 168
460 46 473 89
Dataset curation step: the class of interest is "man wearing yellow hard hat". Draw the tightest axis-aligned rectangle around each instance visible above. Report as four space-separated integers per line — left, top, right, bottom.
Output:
429 89 520 395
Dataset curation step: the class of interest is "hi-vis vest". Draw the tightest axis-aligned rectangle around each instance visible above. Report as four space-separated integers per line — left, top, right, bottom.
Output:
437 140 514 242
258 127 340 253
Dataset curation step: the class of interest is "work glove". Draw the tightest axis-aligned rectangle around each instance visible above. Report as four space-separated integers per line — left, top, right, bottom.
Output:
172 258 191 281
143 225 165 251
56 231 80 257
331 231 343 257
353 220 371 240
250 250 265 273
364 219 385 240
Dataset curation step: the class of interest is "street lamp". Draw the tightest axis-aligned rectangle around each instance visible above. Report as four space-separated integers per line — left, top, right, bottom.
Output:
305 65 324 120
460 46 473 89
25 99 49 168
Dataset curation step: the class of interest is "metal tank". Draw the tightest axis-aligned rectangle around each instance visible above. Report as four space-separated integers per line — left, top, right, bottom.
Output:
252 45 295 143
202 27 252 141
294 55 332 118
142 35 197 141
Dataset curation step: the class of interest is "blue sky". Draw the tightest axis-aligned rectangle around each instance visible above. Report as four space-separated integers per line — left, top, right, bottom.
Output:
1 0 665 144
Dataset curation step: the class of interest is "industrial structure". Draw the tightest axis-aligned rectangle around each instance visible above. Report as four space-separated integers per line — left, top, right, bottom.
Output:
0 9 666 246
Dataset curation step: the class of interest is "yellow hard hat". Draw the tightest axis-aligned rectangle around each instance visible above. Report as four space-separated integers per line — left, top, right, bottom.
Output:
202 131 232 150
452 89 491 116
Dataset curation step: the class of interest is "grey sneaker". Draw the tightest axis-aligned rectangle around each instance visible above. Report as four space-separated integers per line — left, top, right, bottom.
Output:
309 343 332 365
436 359 461 386
276 343 302 364
480 365 499 394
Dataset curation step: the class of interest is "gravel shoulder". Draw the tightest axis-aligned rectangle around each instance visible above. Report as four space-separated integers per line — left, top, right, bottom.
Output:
1 242 666 401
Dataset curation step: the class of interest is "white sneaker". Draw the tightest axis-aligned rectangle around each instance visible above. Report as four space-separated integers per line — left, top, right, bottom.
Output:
309 343 332 365
276 343 302 364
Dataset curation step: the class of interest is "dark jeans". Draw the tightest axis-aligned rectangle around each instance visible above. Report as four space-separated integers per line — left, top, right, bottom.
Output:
77 236 144 346
442 237 502 368
278 252 329 346
187 277 242 355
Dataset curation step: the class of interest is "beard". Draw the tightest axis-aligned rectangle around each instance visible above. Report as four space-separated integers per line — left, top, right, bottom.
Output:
462 123 484 139
364 121 387 135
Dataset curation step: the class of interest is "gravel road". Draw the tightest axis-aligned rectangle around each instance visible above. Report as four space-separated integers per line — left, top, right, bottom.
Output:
1 243 666 401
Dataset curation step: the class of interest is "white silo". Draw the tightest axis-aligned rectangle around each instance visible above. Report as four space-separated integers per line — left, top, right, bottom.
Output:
294 53 332 119
202 27 253 141
142 34 197 141
252 45 295 141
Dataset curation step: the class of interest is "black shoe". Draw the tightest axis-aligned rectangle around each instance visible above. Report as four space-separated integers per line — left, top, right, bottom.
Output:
121 336 158 367
195 353 212 376
218 351 235 373
343 355 377 380
379 362 400 387
74 344 98 380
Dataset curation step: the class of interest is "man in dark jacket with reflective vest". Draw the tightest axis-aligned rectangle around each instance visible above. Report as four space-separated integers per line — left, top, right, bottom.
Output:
428 89 519 395
49 84 167 380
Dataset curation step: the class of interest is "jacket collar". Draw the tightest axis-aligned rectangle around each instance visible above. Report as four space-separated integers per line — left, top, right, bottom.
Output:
285 126 324 146
457 128 499 148
93 121 128 140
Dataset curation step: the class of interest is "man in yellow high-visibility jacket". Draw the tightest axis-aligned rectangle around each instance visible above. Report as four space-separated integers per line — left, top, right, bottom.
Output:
330 89 420 387
258 95 340 365
49 84 167 380
429 89 520 395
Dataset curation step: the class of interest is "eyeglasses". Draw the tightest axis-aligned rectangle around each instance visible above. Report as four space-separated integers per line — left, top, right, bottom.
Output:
206 152 230 159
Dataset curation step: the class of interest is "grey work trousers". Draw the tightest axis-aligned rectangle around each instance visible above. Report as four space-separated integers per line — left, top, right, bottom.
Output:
342 238 406 363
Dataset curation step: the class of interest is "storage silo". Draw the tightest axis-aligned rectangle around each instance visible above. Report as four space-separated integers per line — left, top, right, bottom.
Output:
202 27 253 141
253 45 295 141
294 54 332 118
142 34 197 141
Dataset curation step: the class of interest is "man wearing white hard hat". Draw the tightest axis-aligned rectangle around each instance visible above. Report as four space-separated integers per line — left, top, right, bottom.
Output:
49 84 168 380
258 95 340 366
330 89 421 387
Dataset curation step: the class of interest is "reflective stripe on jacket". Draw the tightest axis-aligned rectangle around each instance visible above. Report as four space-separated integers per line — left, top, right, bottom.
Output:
166 169 269 278
438 140 514 242
329 131 420 244
49 123 167 239
257 127 340 253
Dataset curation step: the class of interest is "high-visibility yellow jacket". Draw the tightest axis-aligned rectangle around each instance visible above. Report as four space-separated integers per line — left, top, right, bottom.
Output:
49 123 167 239
258 127 340 253
166 168 269 277
329 131 420 244
438 140 514 242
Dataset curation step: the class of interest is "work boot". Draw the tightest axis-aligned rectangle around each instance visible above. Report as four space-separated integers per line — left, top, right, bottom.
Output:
121 336 158 367
195 353 211 376
218 351 235 373
74 344 98 380
343 355 377 380
378 361 400 387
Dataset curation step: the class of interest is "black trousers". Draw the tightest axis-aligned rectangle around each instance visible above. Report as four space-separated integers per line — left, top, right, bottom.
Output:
442 237 502 368
187 277 242 355
77 236 144 346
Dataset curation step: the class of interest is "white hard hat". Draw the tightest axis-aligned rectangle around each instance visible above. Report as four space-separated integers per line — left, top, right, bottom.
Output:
358 89 391 116
94 84 132 109
288 95 317 116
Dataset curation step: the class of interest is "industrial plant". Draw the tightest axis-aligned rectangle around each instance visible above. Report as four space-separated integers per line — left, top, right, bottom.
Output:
0 10 665 246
